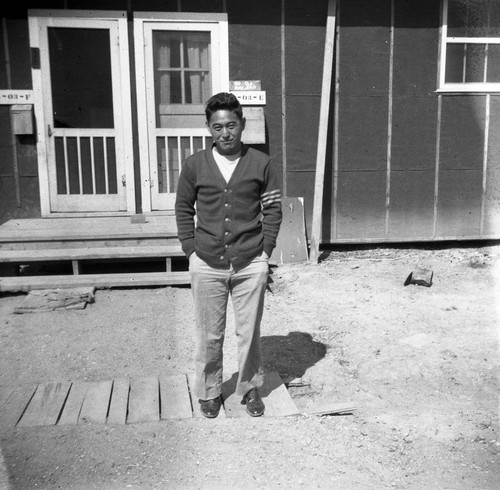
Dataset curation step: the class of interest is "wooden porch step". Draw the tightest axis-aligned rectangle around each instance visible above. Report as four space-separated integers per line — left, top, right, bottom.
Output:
0 271 191 292
0 216 180 251
0 372 300 428
0 216 178 243
0 245 184 262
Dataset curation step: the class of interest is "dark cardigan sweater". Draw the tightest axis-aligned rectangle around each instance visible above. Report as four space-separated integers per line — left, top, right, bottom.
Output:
175 144 282 268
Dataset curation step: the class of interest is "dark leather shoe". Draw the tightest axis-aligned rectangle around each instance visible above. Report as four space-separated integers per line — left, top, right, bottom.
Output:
242 388 265 417
199 396 222 418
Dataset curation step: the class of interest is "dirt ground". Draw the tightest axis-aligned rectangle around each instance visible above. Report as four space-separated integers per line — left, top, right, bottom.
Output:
0 242 499 489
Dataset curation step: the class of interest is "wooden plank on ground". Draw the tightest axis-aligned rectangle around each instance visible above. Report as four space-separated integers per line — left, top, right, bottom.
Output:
0 385 15 411
17 382 71 427
127 376 159 424
0 271 191 293
78 380 113 425
0 384 37 428
187 373 202 418
260 372 300 417
58 381 89 426
307 402 357 416
222 371 300 418
107 378 130 425
159 374 193 420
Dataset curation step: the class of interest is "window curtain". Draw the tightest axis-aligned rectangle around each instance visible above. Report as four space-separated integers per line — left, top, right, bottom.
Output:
155 32 210 106
185 33 211 104
157 40 172 105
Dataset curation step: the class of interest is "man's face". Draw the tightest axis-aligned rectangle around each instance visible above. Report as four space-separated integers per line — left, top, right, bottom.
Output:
207 110 246 156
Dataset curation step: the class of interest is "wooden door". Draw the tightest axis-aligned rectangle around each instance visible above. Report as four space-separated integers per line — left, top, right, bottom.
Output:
135 13 229 212
29 11 135 215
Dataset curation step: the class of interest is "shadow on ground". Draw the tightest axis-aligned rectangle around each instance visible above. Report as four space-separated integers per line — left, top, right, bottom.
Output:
261 331 327 384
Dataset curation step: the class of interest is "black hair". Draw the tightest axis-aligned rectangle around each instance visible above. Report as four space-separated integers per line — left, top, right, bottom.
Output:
205 92 243 122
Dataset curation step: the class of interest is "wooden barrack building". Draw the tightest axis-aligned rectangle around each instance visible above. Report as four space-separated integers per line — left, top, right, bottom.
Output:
0 0 499 288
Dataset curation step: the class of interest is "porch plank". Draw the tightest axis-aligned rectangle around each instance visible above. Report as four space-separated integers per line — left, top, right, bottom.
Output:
0 246 184 262
58 381 89 426
221 372 300 418
260 371 301 417
127 376 159 424
17 382 72 427
0 238 183 251
0 271 191 292
159 374 192 420
78 380 113 425
0 216 176 230
0 216 178 242
107 378 130 425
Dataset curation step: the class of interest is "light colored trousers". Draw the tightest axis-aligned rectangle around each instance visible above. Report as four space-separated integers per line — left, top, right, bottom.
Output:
189 252 269 400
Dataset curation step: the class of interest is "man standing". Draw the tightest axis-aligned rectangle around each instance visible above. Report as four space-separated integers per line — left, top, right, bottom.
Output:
175 92 282 418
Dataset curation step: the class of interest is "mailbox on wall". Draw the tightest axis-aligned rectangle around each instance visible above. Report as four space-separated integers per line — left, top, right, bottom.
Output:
11 104 34 135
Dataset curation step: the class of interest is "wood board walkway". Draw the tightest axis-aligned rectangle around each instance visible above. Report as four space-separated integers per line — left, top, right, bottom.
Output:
0 372 300 429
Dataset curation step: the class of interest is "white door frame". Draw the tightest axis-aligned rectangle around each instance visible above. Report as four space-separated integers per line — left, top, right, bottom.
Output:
134 12 229 213
28 10 135 216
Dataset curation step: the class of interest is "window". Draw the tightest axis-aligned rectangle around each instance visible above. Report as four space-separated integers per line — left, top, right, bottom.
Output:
440 0 500 92
153 31 212 116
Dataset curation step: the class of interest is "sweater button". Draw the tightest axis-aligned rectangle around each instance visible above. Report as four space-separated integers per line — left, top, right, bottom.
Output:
219 256 224 260
225 218 230 222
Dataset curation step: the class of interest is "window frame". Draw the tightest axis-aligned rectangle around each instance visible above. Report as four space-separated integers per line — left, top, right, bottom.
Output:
438 0 500 93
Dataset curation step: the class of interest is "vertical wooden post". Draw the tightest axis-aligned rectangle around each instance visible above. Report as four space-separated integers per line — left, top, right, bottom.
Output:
309 0 337 264
3 18 22 208
281 0 287 197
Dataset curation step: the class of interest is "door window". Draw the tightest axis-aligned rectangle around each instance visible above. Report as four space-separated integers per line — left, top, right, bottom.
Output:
49 27 114 128
153 31 212 117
